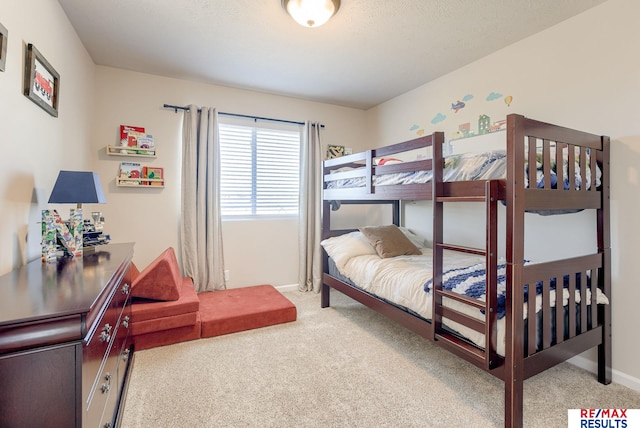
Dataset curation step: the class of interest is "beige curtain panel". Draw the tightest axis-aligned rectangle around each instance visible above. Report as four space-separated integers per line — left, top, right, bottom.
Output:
180 105 226 292
298 121 323 292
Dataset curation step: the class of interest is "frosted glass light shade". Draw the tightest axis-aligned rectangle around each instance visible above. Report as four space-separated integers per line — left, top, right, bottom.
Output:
282 0 340 28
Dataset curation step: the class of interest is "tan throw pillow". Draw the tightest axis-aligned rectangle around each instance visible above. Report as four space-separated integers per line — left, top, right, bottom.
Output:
359 225 422 258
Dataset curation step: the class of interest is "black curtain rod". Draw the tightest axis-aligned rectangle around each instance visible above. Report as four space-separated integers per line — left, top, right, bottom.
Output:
163 103 323 127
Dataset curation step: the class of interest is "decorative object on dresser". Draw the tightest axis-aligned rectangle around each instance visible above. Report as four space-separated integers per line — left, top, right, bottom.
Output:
0 243 135 428
43 170 107 262
23 43 60 117
82 215 111 249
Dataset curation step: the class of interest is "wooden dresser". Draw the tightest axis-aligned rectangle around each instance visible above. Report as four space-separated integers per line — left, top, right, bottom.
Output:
0 243 134 428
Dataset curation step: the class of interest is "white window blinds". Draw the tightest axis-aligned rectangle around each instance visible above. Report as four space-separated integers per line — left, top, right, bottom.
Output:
219 118 301 218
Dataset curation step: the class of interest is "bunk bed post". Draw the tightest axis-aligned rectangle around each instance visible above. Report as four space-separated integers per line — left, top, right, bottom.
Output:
432 131 445 342
485 179 499 366
321 200 332 308
505 114 526 428
322 200 331 240
597 135 612 384
366 150 374 195
392 201 400 226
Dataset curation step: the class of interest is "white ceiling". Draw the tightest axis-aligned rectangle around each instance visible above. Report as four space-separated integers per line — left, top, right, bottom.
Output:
57 0 607 110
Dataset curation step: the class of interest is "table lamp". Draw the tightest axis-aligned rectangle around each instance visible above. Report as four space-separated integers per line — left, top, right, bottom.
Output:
42 171 106 262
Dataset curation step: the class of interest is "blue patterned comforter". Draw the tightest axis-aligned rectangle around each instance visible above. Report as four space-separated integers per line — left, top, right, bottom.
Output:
423 262 584 319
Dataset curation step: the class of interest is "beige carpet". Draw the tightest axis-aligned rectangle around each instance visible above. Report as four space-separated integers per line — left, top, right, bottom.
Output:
121 290 639 427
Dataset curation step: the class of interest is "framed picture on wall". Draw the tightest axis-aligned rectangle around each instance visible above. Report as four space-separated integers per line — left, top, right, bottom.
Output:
0 22 7 72
23 43 60 117
326 144 345 159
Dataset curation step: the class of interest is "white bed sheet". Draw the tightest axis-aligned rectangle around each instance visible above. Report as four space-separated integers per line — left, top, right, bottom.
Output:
322 231 608 356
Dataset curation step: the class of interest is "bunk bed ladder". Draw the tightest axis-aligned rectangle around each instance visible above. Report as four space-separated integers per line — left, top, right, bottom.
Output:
432 175 502 371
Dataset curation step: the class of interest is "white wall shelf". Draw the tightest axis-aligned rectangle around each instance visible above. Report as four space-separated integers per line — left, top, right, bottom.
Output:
116 177 164 188
106 145 156 158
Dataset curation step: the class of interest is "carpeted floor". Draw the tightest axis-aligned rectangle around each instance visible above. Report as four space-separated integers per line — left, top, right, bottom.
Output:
120 289 640 427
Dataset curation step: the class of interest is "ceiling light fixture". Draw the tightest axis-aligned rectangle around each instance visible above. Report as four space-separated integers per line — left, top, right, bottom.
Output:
282 0 340 28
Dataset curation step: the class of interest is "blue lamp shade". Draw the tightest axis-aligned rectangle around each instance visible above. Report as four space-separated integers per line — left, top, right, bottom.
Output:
48 171 107 205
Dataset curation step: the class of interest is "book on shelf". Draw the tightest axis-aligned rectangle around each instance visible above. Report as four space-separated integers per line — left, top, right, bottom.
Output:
136 135 155 150
118 125 155 155
144 166 164 186
120 125 145 147
118 162 143 185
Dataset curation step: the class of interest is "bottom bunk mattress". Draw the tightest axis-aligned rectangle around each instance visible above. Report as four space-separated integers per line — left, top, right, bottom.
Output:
321 230 609 357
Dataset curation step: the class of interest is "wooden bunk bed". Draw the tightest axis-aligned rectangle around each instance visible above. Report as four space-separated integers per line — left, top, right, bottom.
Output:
320 114 611 428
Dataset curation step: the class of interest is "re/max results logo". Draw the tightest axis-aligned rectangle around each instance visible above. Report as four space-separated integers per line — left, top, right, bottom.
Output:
568 409 640 427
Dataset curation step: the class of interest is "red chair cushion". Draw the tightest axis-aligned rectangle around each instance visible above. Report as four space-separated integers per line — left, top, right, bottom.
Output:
131 278 199 322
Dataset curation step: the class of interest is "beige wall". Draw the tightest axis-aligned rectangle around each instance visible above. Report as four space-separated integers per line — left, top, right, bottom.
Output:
366 0 640 389
0 0 95 274
90 66 367 287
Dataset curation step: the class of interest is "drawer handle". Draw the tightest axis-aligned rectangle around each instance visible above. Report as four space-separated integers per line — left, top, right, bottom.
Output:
122 315 130 329
99 324 112 343
123 348 131 362
101 372 112 394
122 283 130 295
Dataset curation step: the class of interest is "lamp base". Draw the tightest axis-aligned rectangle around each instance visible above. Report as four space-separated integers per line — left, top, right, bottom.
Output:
42 209 83 263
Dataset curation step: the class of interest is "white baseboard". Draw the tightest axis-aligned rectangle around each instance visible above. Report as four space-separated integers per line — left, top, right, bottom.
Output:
275 283 299 292
569 355 640 393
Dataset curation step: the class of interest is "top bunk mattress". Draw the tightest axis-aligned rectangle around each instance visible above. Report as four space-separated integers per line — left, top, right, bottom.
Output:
325 149 601 191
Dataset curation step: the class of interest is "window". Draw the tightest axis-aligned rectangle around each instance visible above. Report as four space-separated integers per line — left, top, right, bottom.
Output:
219 118 301 218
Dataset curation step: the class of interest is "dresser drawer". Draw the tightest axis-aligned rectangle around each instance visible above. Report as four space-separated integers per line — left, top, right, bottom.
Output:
83 282 130 404
88 306 132 427
116 306 133 389
84 310 122 405
86 334 120 427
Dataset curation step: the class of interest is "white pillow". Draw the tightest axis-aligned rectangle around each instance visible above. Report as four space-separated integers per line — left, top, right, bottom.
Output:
321 227 428 271
320 231 377 271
